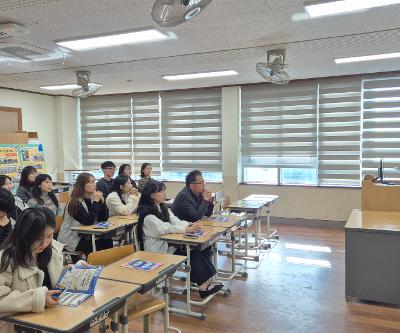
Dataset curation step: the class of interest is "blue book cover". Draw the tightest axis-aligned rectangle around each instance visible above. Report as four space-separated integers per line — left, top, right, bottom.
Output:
55 265 103 307
121 259 163 271
93 221 111 229
184 230 205 238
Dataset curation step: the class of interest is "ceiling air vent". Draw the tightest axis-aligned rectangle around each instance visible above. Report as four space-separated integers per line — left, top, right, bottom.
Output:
0 23 30 39
0 42 64 62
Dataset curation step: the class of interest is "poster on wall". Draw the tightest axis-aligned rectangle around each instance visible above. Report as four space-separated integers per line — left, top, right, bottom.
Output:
18 144 47 174
0 145 20 178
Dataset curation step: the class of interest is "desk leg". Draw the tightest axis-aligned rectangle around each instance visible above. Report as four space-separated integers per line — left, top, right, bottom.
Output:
164 278 181 333
111 311 119 333
91 235 97 252
121 300 128 333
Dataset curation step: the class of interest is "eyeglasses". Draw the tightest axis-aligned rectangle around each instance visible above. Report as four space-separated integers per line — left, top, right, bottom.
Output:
105 167 116 170
191 181 205 185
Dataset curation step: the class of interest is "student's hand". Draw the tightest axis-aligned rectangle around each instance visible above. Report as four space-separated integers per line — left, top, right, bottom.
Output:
0 215 10 227
202 190 213 202
129 188 139 196
93 191 103 203
45 290 61 308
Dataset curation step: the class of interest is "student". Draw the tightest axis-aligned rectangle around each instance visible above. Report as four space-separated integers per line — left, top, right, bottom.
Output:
0 207 64 332
171 170 214 222
137 179 223 299
0 175 26 220
28 174 62 217
118 163 138 189
0 189 16 244
138 162 153 193
96 161 116 198
106 175 140 216
58 173 112 255
16 166 37 204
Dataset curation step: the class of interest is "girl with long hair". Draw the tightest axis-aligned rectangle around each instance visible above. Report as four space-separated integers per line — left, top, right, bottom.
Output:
16 166 37 204
137 179 223 299
57 173 112 255
118 163 138 189
28 174 62 216
106 175 140 216
0 175 26 221
137 163 152 193
0 207 63 332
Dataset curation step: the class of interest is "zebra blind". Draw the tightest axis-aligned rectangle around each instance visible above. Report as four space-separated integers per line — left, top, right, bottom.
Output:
241 81 318 168
80 95 132 170
362 74 400 179
132 93 161 176
318 77 362 186
161 88 222 172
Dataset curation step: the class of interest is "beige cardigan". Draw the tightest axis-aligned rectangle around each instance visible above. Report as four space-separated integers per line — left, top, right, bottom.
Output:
0 240 64 333
106 191 140 216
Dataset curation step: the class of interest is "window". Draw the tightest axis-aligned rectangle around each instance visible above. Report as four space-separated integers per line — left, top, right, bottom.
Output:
161 88 222 181
241 81 318 185
362 74 400 179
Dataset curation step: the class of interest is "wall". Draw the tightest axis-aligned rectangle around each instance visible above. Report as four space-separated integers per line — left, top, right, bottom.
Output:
0 88 77 179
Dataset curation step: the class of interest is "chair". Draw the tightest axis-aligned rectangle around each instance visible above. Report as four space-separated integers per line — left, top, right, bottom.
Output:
87 246 166 333
214 191 229 214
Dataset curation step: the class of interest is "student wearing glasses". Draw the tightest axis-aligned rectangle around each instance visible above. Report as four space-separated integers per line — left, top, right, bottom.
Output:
96 161 116 198
171 170 214 222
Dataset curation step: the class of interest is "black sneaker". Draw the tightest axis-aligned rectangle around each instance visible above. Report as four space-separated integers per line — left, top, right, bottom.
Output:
198 283 224 299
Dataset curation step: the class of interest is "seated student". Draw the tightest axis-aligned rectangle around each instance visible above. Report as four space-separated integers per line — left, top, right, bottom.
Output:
0 175 26 221
138 163 153 193
106 175 140 216
171 170 214 222
118 163 138 189
0 189 16 244
137 179 223 299
96 161 116 198
58 173 112 255
16 166 37 204
0 207 64 332
28 174 63 217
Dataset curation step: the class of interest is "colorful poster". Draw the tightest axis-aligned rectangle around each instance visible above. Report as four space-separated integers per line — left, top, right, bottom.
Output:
0 145 20 178
18 144 47 174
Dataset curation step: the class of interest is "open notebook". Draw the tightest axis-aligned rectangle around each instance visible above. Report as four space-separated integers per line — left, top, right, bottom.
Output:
55 264 103 307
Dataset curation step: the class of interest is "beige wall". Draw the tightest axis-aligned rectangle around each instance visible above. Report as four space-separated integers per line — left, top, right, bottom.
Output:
0 88 77 179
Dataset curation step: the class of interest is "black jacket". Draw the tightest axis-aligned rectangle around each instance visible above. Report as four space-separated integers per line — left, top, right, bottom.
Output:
171 187 213 222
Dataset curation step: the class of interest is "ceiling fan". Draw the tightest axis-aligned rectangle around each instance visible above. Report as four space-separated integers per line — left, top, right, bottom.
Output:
256 49 290 85
151 0 213 27
72 71 102 98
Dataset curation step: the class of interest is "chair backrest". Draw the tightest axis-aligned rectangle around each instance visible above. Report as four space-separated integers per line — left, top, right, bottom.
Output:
55 215 63 234
87 245 134 266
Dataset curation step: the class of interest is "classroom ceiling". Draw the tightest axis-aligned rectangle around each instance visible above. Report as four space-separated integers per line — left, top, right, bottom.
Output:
1 0 400 95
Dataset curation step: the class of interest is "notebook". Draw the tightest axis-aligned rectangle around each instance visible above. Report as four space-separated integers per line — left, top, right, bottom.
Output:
121 259 163 271
184 230 205 238
207 216 233 223
55 264 103 307
93 221 111 229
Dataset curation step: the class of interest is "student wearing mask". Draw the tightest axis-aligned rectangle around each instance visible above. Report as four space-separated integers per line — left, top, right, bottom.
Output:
106 175 140 216
58 173 112 255
96 161 116 198
16 166 37 204
28 174 62 217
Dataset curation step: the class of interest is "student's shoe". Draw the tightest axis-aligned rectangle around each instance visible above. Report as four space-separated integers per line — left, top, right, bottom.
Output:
198 283 224 299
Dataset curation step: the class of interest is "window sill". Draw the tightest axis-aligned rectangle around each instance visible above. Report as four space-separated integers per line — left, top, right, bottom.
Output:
239 182 361 189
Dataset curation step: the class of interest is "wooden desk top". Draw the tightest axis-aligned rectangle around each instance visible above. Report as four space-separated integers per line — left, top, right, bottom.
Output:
5 279 140 333
243 194 279 205
72 219 135 235
160 225 226 247
345 209 400 232
100 251 186 290
108 214 138 222
201 214 246 229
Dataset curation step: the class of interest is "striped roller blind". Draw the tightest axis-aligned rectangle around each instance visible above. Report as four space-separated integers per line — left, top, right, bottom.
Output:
160 88 222 172
362 74 400 179
318 77 362 186
132 93 161 176
80 95 132 170
241 81 318 168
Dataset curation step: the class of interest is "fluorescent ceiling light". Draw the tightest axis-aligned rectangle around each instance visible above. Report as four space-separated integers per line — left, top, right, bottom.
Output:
305 0 400 18
56 29 169 51
163 70 238 81
40 84 80 90
335 52 400 63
